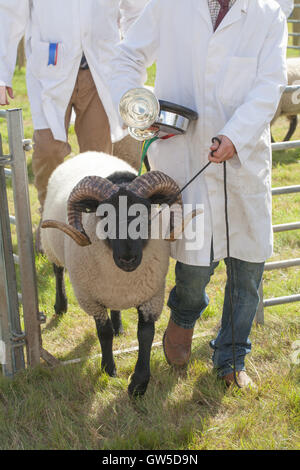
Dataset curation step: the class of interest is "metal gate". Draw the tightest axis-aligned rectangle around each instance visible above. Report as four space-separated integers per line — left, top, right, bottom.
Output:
288 3 300 50
256 84 300 324
0 108 56 377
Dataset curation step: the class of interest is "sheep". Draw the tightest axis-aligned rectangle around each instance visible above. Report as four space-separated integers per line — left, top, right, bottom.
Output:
41 152 196 397
271 57 300 141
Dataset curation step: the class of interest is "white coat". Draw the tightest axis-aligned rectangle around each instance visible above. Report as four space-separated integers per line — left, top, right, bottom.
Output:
276 0 294 17
0 0 149 143
109 0 288 266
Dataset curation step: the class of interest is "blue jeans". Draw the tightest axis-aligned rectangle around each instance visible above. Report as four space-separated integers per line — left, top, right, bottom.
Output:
167 257 264 377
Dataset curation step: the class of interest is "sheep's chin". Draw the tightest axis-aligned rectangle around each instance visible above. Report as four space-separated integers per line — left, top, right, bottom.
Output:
117 264 139 273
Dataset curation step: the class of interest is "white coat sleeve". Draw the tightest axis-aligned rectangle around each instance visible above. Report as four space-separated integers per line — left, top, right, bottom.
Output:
275 0 294 17
219 9 288 165
0 0 30 87
110 0 160 122
119 0 149 37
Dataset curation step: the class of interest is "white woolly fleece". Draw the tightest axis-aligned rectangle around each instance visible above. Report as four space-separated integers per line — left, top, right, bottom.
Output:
272 58 300 123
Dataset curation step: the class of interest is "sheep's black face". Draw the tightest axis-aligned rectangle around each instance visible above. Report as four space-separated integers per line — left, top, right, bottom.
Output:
97 188 152 273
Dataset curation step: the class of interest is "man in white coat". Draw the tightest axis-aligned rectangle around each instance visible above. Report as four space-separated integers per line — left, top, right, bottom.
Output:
276 0 294 17
0 0 148 211
109 0 288 387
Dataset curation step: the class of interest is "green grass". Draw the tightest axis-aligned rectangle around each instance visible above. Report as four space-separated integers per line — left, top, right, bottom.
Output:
0 67 299 450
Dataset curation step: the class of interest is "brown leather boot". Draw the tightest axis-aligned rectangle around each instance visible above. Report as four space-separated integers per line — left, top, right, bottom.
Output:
163 318 194 367
223 370 256 389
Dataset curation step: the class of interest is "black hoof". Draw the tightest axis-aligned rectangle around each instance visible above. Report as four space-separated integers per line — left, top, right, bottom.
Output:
113 326 124 336
101 362 117 378
128 374 150 398
54 298 68 315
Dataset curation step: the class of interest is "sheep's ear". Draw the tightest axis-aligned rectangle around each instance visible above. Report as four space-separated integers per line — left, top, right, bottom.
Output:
74 199 99 213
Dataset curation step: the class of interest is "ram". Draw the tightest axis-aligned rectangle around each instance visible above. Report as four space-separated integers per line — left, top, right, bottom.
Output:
41 152 196 397
271 57 300 142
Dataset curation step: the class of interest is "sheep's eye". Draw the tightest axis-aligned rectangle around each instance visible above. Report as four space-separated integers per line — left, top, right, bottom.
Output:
75 199 99 213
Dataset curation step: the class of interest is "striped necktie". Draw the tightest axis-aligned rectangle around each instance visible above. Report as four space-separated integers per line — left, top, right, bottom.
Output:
214 0 230 31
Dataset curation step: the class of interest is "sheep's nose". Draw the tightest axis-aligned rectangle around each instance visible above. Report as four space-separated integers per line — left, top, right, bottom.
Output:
119 256 138 265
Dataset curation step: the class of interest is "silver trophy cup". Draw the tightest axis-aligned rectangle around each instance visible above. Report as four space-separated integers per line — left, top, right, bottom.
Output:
119 88 198 141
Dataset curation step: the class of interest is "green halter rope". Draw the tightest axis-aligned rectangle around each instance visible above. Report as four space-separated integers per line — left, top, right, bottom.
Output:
138 137 159 175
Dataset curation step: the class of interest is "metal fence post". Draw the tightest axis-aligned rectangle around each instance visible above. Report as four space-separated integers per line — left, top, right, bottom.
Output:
6 109 41 368
0 135 25 376
291 5 300 47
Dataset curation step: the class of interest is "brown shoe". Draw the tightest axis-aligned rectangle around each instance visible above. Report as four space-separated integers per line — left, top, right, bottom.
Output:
223 370 256 389
163 318 193 367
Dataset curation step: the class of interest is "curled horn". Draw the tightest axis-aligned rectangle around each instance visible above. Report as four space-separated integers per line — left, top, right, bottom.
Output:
42 176 119 246
41 219 91 247
127 171 185 243
127 171 183 207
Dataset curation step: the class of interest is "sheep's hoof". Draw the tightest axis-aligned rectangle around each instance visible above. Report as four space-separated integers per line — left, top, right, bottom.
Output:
113 325 124 336
101 362 117 378
54 298 68 315
128 373 150 398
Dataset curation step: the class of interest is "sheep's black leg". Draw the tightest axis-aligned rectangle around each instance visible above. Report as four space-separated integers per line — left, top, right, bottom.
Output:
53 264 68 315
284 115 298 142
110 310 124 336
128 309 155 398
94 317 116 377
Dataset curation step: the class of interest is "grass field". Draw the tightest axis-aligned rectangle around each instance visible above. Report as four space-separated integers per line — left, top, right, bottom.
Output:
0 65 299 450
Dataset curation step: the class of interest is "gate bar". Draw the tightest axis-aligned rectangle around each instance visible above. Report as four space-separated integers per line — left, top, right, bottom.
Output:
264 294 300 307
273 222 300 232
6 109 41 367
265 258 300 270
272 185 300 195
0 135 25 376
